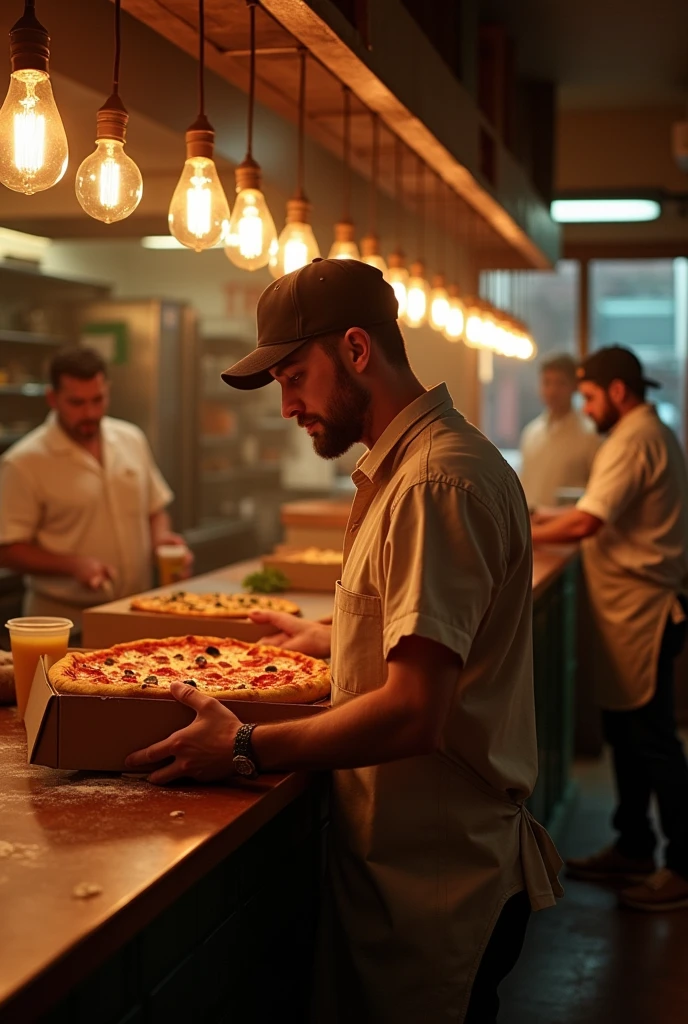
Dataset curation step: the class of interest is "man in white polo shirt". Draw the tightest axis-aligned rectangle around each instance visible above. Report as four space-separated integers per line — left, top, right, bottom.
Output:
519 353 600 509
0 347 187 629
531 346 688 911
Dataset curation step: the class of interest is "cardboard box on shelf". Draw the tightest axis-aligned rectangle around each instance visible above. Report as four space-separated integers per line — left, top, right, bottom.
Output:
24 656 329 772
262 546 342 593
280 499 351 550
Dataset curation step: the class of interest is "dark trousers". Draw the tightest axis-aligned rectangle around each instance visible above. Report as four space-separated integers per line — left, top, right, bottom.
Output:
464 889 531 1024
602 606 688 878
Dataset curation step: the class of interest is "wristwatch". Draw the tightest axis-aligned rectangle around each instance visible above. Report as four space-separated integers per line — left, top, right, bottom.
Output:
232 723 259 779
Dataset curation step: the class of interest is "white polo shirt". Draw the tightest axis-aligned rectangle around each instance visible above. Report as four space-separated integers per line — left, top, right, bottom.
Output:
577 403 688 708
0 414 173 622
520 409 601 508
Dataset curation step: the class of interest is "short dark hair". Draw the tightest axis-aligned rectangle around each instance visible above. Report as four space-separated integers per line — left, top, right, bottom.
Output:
49 347 108 391
539 353 577 381
318 321 410 370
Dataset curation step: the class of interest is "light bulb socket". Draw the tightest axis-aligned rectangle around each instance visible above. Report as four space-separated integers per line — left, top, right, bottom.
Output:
235 155 262 193
185 114 215 160
95 93 129 143
286 195 311 224
333 220 356 243
410 260 426 278
360 234 381 257
388 249 406 269
431 273 447 289
10 3 50 74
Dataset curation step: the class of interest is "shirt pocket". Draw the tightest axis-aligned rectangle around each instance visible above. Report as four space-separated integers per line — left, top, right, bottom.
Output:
331 581 385 698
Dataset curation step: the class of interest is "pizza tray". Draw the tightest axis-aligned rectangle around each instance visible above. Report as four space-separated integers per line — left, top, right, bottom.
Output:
24 656 329 772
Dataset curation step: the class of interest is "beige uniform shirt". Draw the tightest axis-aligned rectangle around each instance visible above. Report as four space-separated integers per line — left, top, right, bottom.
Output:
0 414 173 625
319 384 562 1024
577 404 688 710
520 409 600 508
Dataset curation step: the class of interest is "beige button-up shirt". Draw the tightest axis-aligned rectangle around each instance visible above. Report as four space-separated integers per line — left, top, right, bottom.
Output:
520 408 600 507
320 384 562 1024
0 414 173 624
577 403 688 709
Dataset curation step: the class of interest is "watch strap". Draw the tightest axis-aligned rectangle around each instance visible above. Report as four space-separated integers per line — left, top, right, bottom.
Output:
234 722 258 762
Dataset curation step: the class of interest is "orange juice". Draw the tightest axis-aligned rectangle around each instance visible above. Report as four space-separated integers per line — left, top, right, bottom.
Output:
6 617 73 720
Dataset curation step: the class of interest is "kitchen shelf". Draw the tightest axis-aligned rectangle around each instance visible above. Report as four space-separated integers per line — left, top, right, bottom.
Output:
0 383 48 396
0 330 66 346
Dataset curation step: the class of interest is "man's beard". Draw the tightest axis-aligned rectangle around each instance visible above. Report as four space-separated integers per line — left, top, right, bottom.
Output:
299 356 371 459
60 417 101 442
592 395 620 435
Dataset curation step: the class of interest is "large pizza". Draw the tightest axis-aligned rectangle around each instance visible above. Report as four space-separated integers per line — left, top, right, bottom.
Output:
130 591 300 618
49 635 330 703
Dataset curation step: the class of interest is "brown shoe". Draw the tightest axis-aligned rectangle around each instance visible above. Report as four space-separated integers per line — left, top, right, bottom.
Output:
565 844 656 883
620 869 688 911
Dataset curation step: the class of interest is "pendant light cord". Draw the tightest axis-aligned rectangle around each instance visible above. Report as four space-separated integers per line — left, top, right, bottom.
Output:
394 136 403 249
198 0 205 117
295 47 307 197
342 85 352 222
369 114 379 236
112 0 121 95
246 0 256 159
416 155 424 260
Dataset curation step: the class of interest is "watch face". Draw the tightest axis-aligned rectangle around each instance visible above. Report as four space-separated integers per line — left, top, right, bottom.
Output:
233 755 256 778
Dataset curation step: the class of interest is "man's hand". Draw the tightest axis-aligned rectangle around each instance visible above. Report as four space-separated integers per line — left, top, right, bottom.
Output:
125 681 241 784
71 556 116 591
248 610 332 658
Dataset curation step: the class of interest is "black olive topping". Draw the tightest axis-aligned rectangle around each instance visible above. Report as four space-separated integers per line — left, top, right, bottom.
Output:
235 683 247 689
195 656 207 667
205 646 220 657
123 669 136 677
183 679 198 688
174 653 184 661
265 665 277 672
214 602 223 608
144 675 158 685
104 658 115 666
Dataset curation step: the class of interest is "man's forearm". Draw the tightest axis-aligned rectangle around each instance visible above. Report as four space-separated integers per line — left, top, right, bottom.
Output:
149 510 173 547
531 508 601 544
0 542 78 577
252 684 436 773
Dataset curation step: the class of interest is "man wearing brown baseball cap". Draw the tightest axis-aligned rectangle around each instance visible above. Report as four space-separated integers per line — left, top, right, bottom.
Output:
129 258 563 1023
532 345 688 911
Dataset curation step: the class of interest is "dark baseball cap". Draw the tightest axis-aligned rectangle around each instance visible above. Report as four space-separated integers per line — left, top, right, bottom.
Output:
222 258 400 390
577 345 661 391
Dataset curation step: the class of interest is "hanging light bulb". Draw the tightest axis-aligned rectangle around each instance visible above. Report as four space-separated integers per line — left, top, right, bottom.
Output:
359 113 388 276
224 2 276 270
0 1 68 194
405 261 430 328
403 157 429 328
444 285 465 342
168 0 230 252
386 250 408 317
429 274 450 331
270 49 320 278
329 86 361 260
463 297 485 348
75 1 142 223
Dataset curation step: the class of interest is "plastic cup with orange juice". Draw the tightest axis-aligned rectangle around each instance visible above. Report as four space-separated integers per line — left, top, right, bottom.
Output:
156 544 189 586
6 617 73 719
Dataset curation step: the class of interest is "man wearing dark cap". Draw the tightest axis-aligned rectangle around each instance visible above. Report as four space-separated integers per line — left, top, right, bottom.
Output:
128 259 563 1023
532 345 688 910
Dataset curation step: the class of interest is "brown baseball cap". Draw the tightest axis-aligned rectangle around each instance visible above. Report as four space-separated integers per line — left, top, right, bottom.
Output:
222 257 399 390
577 345 660 391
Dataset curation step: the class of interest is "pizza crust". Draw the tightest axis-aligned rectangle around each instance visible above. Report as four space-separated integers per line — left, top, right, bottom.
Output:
49 635 330 704
130 592 300 618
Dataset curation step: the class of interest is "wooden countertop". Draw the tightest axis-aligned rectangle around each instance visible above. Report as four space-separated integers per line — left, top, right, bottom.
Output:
532 545 578 601
0 709 314 1021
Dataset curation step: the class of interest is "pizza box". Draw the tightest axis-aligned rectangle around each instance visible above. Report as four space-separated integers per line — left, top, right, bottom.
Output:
280 499 351 550
24 656 329 772
262 546 342 593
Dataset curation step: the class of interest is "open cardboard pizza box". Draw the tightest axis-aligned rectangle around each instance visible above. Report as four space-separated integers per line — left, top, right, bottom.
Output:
24 655 329 772
262 545 342 593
